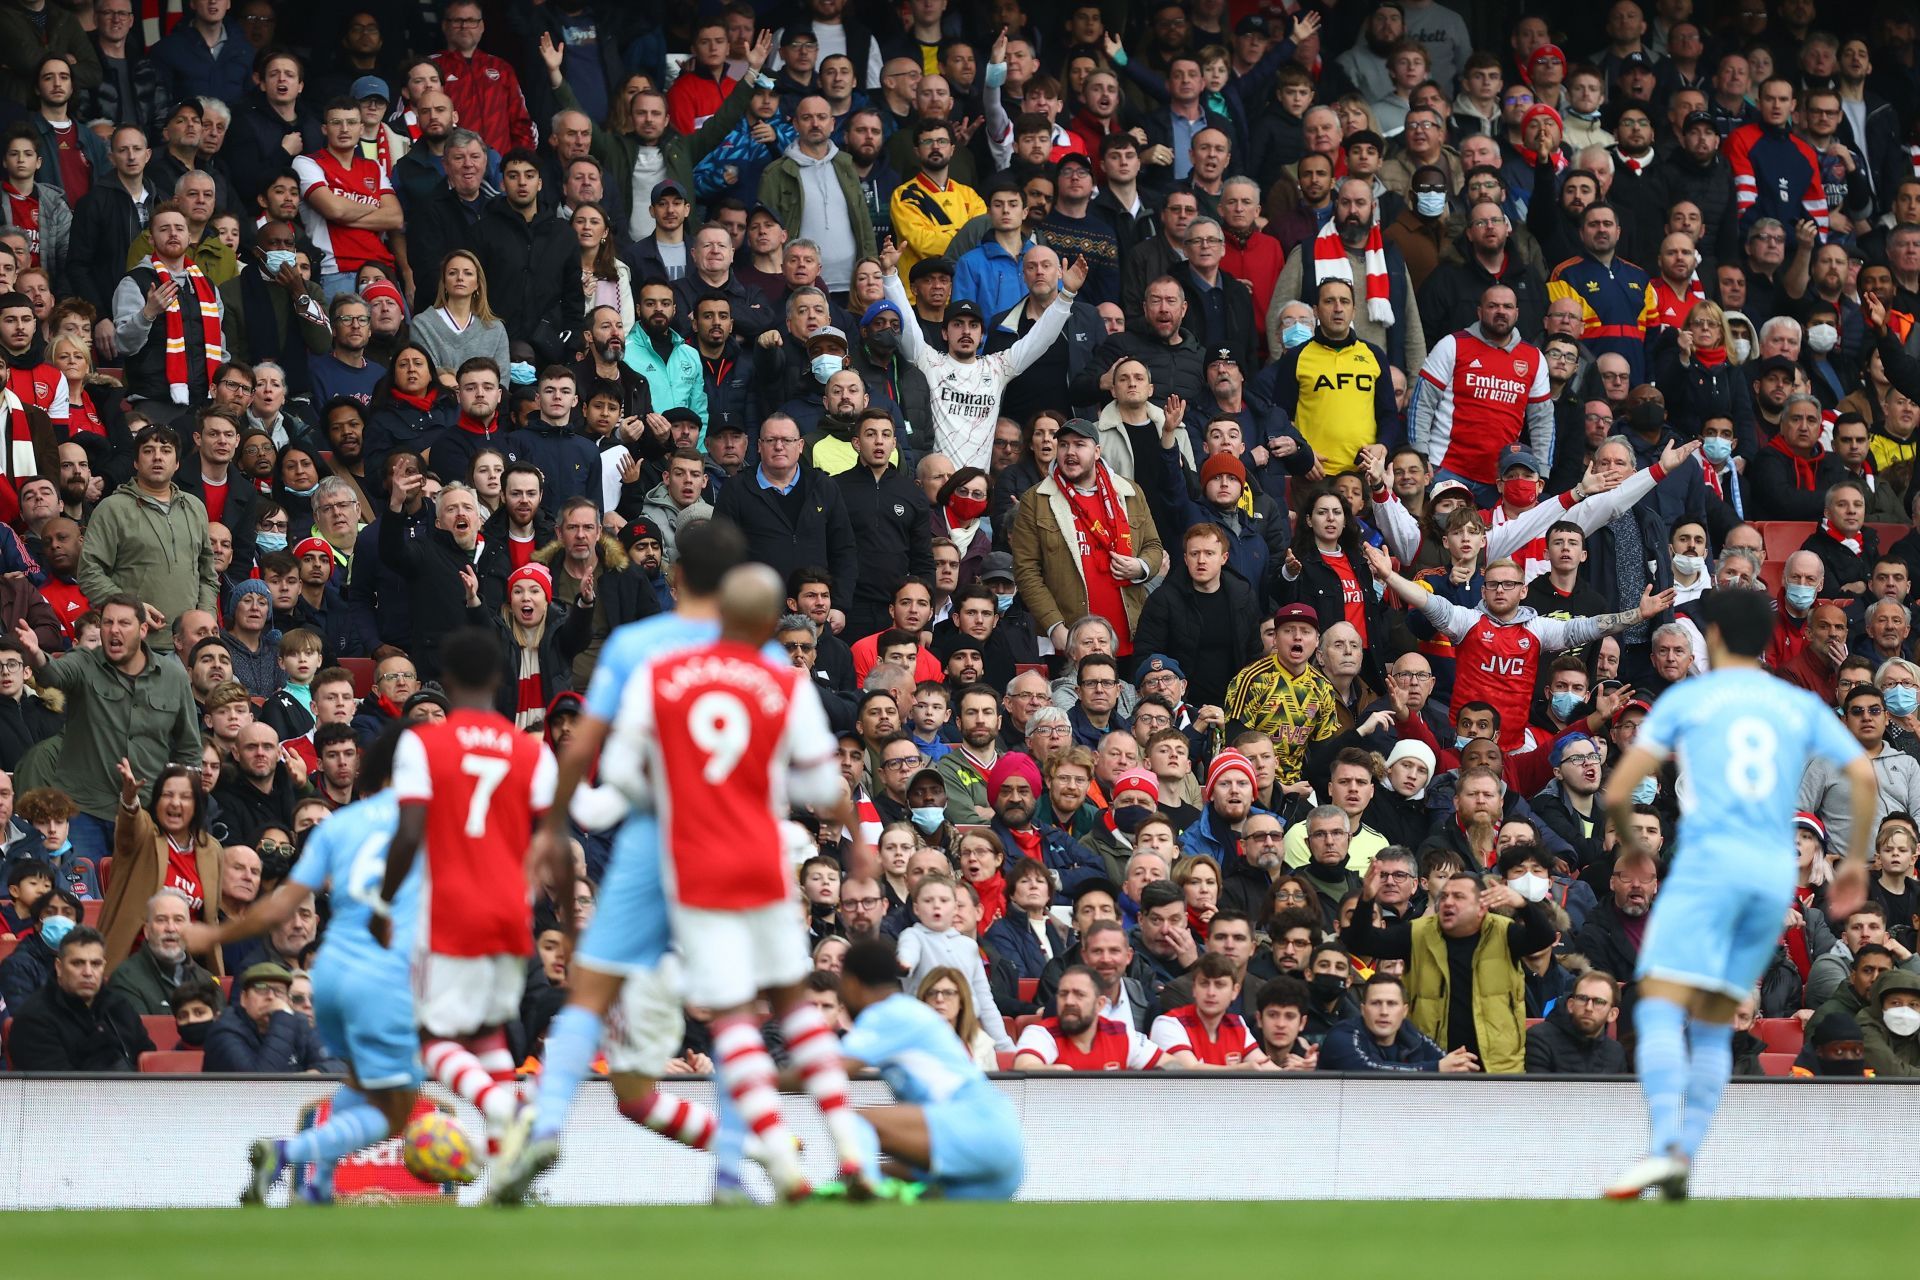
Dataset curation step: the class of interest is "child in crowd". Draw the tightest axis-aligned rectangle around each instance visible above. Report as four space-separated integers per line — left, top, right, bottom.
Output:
894 874 1014 1051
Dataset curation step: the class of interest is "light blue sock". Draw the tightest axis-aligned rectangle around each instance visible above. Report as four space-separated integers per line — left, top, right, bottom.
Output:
531 1005 603 1141
1679 1019 1735 1160
712 1076 748 1193
1634 996 1689 1157
847 1111 883 1184
280 1086 388 1173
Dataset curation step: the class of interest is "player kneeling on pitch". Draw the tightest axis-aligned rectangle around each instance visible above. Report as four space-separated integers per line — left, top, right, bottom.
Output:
821 938 1024 1201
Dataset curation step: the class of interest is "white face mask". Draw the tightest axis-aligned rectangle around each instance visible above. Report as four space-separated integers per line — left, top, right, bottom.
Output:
1731 337 1751 363
1510 871 1550 903
1672 553 1704 578
1884 1006 1920 1038
1807 323 1838 354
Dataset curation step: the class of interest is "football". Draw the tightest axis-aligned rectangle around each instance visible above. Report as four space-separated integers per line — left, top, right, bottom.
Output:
400 1111 478 1186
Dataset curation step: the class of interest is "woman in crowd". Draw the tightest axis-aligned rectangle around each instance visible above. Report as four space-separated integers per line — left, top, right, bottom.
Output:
411 250 511 388
918 965 999 1070
569 202 633 333
364 341 455 476
932 467 993 585
99 760 223 976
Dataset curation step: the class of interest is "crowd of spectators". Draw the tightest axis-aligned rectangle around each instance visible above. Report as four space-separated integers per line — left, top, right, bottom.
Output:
2 0 1920 1087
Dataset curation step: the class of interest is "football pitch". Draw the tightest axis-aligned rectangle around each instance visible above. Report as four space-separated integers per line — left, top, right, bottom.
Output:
8 1200 1907 1278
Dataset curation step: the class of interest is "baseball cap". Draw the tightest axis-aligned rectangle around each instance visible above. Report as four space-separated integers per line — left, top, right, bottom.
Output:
1233 14 1270 35
781 22 816 45
1682 110 1718 133
1054 151 1095 174
1273 603 1319 627
909 255 956 283
1342 129 1386 153
164 99 202 124
239 962 294 991
1056 417 1100 441
1499 444 1544 475
805 325 848 349
707 412 747 436
943 299 984 323
907 765 945 795
980 551 1016 583
1754 354 1796 379
350 75 391 103
650 178 689 204
1618 51 1654 73
1429 475 1475 503
1612 697 1653 724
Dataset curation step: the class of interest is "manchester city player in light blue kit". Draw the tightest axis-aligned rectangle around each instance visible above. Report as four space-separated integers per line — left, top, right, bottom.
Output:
823 939 1024 1201
1600 589 1877 1200
184 729 427 1205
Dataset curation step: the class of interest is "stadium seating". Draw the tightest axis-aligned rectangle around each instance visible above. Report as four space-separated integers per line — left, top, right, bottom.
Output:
138 1050 203 1073
1012 1014 1045 1036
340 657 376 699
1760 521 1817 561
0 935 15 964
1017 978 1038 1003
81 900 101 927
1759 560 1785 595
994 1051 1016 1070
1757 1052 1796 1077
140 1015 176 1049
1753 1019 1805 1055
1868 523 1909 552
98 857 111 893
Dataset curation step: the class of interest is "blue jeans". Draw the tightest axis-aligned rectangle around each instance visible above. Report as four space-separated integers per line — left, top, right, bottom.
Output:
319 270 361 302
68 811 118 865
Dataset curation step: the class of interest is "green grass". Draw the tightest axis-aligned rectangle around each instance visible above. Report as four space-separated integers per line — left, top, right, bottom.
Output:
2 1200 1907 1279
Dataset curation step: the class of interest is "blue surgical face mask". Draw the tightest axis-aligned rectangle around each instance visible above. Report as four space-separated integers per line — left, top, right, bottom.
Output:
1701 436 1733 464
284 483 318 498
812 354 842 384
39 914 74 947
1630 776 1658 804
1888 686 1919 718
1414 191 1446 218
1454 734 1472 750
1550 691 1583 722
508 360 538 386
994 591 1014 613
262 249 296 274
255 532 287 553
1112 803 1154 834
1785 583 1817 612
1282 322 1313 349
910 806 946 834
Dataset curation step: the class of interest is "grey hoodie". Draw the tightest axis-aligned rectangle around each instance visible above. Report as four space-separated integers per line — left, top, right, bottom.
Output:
787 141 854 288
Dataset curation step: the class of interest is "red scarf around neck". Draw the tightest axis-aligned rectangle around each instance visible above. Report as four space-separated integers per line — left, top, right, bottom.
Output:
146 255 224 405
1052 460 1133 558
389 386 436 412
1767 433 1823 490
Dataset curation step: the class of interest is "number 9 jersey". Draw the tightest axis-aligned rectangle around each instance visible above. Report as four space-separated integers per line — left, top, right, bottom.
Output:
603 639 843 911
391 709 557 957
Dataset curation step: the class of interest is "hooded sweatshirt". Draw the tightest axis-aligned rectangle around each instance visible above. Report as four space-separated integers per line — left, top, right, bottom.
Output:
790 142 854 291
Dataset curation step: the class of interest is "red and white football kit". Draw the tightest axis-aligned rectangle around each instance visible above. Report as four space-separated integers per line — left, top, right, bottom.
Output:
1149 1006 1259 1066
1015 1016 1165 1070
613 638 842 1009
391 708 555 1035
292 148 396 274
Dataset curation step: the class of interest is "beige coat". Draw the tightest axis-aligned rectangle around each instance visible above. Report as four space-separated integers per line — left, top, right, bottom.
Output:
1007 465 1165 638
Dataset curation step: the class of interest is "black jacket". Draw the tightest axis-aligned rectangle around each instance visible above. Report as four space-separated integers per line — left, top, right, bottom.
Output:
403 181 485 314
1130 569 1264 709
365 389 460 477
1653 348 1758 458
175 463 261 569
834 464 934 619
1417 239 1549 341
80 38 165 136
672 270 779 342
474 505 558 613
1571 900 1644 1004
1175 269 1258 376
1524 1004 1630 1074
1800 524 1878 598
469 198 577 353
213 764 301 842
477 596 594 720
201 1002 327 1073
224 97 324 205
1071 318 1208 414
376 516 483 679
0 689 61 773
1656 152 1741 269
1745 441 1847 522
6 982 152 1070
1529 779 1606 873
66 176 162 313
1276 544 1386 673
711 466 861 609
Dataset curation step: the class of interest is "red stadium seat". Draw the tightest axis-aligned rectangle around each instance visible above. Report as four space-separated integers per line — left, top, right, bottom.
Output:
1759 521 1818 561
340 656 376 699
994 1051 1016 1070
1757 1052 1796 1077
138 1050 203 1073
1017 978 1038 1003
219 975 234 998
1759 561 1785 596
1525 1018 1543 1028
97 856 111 893
1868 523 1909 553
1011 1014 1046 1035
0 934 16 964
141 1014 177 1049
1014 663 1047 676
1753 1018 1805 1055
81 900 101 927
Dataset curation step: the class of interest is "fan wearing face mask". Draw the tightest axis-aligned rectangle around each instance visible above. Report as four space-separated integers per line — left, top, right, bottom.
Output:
1860 969 1920 1076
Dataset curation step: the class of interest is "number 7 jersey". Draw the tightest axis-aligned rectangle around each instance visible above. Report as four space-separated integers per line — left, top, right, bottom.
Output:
606 639 842 911
391 709 557 957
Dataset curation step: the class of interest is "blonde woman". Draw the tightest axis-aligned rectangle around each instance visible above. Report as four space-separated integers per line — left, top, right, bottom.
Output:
849 256 887 312
1663 299 1757 444
918 966 998 1069
48 332 115 439
1173 853 1222 935
572 201 633 332
411 250 511 388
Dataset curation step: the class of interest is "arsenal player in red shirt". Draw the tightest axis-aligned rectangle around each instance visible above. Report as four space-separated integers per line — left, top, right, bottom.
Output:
1013 965 1169 1070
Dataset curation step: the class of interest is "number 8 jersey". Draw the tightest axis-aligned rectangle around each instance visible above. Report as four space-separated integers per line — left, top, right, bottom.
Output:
606 639 842 911
391 709 557 957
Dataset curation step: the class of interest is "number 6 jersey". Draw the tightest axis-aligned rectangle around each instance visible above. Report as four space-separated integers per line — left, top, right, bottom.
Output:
604 639 842 911
391 709 556 957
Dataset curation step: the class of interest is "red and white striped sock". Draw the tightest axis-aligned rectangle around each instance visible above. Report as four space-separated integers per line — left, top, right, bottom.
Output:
423 1040 520 1135
780 1003 861 1164
617 1090 718 1150
712 1016 795 1153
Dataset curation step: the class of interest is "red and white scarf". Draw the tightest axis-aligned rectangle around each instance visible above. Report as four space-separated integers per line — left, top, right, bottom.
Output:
141 255 224 406
1312 215 1393 325
1820 516 1861 555
1052 459 1133 558
138 0 186 49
